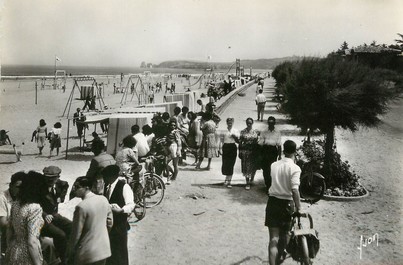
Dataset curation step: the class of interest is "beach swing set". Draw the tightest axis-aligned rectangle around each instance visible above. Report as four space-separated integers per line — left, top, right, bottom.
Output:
62 76 106 118
120 74 150 106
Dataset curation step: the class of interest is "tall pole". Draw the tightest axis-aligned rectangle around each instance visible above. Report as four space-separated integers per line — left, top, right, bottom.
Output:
35 81 38 104
54 55 57 90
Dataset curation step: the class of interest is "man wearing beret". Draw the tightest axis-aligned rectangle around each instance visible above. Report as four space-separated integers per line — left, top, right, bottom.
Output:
40 165 72 265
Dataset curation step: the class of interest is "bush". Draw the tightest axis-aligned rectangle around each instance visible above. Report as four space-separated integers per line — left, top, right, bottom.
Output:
296 140 366 197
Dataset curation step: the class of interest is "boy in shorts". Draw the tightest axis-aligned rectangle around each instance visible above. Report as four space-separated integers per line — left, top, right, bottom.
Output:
265 140 302 265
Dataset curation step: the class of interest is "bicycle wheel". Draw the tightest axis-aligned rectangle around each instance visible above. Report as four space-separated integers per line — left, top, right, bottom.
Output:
132 182 146 220
300 172 326 203
142 173 165 208
299 235 312 265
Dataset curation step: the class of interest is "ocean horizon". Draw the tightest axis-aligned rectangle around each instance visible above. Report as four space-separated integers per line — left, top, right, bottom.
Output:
1 64 205 77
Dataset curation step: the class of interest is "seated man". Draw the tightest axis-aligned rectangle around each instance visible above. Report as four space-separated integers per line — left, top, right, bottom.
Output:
40 166 71 265
84 132 101 150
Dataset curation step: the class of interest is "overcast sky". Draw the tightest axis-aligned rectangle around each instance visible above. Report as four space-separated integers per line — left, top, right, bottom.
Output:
1 0 402 67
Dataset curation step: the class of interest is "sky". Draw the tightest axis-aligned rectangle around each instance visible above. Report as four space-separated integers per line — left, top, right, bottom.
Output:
0 0 402 67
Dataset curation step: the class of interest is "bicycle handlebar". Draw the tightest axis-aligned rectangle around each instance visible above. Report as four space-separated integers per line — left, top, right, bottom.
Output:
139 154 165 163
292 212 314 229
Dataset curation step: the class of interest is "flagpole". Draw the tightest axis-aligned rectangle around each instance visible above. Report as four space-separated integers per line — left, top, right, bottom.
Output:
54 56 57 89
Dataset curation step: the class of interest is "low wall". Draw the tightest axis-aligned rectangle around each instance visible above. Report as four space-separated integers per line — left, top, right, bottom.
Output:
215 80 255 115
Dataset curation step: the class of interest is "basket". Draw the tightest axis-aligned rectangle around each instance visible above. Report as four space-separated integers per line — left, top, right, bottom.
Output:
287 213 320 262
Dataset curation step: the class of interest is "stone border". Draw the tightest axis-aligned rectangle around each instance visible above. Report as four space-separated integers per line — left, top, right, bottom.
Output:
322 183 370 201
215 80 255 115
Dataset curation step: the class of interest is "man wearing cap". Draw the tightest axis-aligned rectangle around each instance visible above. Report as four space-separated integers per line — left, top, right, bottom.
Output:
102 165 135 265
40 166 71 264
258 116 282 192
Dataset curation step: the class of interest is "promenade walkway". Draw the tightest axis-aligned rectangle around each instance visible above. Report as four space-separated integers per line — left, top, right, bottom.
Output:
131 77 309 265
131 76 403 264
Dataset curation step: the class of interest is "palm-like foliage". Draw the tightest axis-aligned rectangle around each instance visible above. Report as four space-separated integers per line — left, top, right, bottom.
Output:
276 57 399 184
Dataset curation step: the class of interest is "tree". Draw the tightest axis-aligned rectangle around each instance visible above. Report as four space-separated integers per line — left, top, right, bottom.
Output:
391 33 403 50
277 57 399 187
394 33 403 45
337 41 349 54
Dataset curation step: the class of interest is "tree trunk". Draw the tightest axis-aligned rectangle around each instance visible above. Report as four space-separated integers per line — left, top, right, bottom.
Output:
324 126 335 180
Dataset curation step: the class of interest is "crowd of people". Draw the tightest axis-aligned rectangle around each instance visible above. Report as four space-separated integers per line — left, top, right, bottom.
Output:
1 77 304 265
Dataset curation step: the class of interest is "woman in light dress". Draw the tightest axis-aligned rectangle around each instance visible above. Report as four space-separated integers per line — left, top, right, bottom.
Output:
5 171 47 265
238 117 260 190
36 119 47 155
115 135 141 177
196 112 218 170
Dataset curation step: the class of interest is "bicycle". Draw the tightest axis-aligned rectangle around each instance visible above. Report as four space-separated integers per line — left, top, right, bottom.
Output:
299 161 326 204
296 133 326 204
122 164 147 221
139 155 166 208
286 212 320 265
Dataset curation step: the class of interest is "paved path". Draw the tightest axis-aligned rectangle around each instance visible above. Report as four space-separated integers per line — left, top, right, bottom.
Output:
130 76 403 264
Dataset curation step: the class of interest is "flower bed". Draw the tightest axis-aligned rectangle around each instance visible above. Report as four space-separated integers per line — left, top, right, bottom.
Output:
296 139 367 198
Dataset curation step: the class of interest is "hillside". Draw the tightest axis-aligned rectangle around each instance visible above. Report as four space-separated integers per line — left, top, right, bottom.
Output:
155 56 305 70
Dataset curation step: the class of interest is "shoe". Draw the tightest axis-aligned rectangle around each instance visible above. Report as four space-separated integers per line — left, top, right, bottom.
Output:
245 185 251 190
166 179 171 185
227 184 232 189
223 180 228 186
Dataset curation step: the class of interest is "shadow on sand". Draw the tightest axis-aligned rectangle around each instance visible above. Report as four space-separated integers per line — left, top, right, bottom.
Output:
191 180 268 206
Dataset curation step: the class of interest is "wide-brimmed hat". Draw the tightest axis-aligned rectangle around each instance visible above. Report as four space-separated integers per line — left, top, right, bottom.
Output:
43 166 61 177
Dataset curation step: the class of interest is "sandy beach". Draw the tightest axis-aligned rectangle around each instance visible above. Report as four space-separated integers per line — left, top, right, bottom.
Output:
0 75 402 265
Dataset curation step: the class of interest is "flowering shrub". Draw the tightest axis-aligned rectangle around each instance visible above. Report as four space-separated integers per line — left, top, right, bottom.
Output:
296 140 366 197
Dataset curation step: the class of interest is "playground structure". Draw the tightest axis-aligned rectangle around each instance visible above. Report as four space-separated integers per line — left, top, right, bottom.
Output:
235 59 244 77
54 70 67 90
120 74 150 106
38 70 67 90
184 61 237 90
62 76 105 118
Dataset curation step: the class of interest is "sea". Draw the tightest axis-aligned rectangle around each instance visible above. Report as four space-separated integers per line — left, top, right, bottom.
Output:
1 64 207 77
